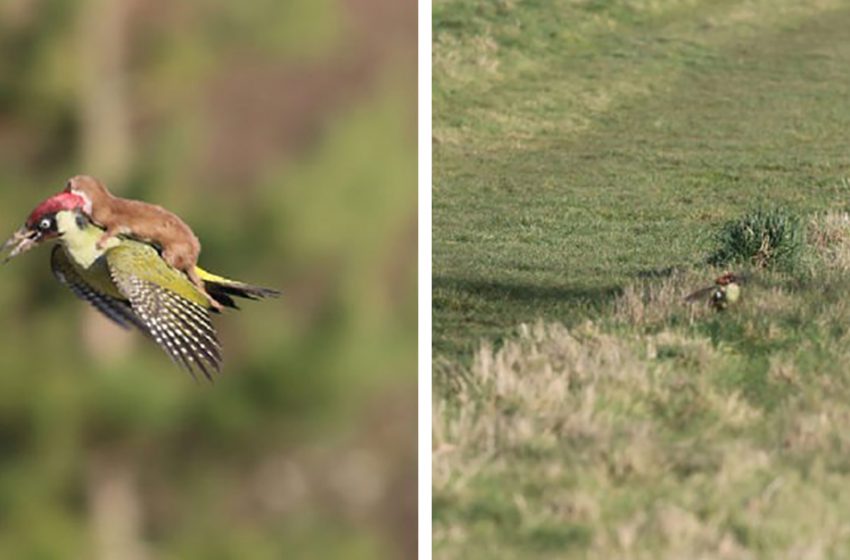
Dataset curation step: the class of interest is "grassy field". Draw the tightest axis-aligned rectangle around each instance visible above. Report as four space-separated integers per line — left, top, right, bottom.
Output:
434 1 850 557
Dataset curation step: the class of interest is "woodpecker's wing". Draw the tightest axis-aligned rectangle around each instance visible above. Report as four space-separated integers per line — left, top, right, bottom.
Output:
105 243 222 380
50 245 147 332
684 285 716 303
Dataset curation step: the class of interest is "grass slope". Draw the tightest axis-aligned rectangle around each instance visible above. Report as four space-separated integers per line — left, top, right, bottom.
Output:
434 0 850 361
435 1 850 557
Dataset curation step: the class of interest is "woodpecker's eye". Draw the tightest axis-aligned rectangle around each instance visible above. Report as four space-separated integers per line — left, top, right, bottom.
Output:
38 217 54 231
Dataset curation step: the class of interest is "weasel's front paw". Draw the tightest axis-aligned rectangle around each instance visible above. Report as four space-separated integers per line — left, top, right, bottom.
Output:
95 235 111 250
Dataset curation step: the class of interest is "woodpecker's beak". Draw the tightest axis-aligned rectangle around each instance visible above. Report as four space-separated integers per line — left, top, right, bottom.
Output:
1 226 41 263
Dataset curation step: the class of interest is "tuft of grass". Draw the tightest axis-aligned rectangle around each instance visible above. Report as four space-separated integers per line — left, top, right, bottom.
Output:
708 208 806 271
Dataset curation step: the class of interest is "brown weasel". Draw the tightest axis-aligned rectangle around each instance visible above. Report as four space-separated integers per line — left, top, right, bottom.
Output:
64 175 223 311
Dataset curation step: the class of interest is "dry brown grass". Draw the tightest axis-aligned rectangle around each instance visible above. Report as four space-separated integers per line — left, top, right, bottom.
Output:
434 207 850 556
435 266 850 557
433 321 802 558
808 210 850 273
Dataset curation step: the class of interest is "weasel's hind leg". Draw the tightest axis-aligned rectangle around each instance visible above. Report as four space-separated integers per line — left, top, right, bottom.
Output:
163 247 224 312
187 266 225 312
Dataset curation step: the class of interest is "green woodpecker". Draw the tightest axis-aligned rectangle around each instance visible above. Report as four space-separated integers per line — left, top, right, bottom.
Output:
2 192 279 379
685 272 741 311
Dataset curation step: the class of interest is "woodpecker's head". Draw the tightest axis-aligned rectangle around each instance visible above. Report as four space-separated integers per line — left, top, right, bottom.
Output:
1 192 87 261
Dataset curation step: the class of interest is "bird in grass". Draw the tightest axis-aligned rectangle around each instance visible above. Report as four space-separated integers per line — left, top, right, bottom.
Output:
684 272 741 311
2 192 279 379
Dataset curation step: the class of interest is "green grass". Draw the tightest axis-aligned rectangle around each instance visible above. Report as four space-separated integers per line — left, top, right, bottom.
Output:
434 0 850 557
434 0 850 360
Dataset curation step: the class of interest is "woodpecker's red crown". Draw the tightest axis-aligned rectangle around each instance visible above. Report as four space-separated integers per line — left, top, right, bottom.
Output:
25 192 86 229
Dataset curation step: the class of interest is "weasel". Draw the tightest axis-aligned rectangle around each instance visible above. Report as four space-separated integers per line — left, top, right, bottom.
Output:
64 175 222 311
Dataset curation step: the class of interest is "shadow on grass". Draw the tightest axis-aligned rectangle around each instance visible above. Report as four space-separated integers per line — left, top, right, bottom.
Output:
635 265 684 280
433 276 623 313
433 276 625 363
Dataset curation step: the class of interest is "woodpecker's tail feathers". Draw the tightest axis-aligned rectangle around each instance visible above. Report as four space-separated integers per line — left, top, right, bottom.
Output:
195 267 280 310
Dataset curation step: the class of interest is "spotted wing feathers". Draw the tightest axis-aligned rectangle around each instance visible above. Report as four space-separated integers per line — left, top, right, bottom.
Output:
109 267 222 380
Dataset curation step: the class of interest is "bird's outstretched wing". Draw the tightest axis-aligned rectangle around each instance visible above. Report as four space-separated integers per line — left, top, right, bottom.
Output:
50 245 147 332
684 285 716 303
106 243 222 380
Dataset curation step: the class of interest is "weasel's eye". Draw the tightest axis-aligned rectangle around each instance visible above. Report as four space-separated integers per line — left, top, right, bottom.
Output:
38 217 53 231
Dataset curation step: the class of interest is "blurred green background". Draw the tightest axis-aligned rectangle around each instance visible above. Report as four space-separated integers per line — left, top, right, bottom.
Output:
0 0 417 558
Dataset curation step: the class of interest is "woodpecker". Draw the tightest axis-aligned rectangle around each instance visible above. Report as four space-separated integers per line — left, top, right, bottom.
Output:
2 192 279 379
684 272 741 311
61 175 221 310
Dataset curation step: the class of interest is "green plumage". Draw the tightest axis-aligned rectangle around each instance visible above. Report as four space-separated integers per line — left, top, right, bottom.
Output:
49 210 278 378
54 211 210 306
50 246 147 332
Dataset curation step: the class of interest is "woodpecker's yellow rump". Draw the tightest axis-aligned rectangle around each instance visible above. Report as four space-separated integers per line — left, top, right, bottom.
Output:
2 193 279 379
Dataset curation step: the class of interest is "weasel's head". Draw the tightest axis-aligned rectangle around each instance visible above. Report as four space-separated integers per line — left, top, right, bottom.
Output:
715 272 738 286
63 175 108 215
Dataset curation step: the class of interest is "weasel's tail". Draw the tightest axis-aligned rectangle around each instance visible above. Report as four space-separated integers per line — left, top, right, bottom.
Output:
196 267 280 310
